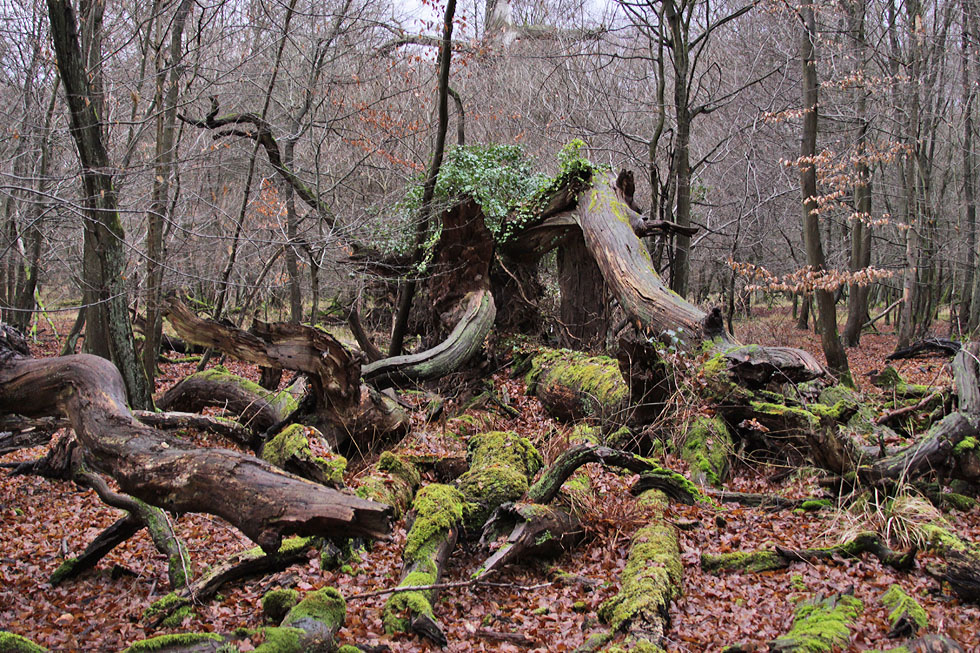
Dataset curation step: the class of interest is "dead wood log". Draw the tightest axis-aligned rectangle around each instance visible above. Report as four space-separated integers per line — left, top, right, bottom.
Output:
863 412 979 484
767 593 863 653
134 585 346 653
165 299 409 447
11 433 192 589
132 409 256 449
526 443 656 504
156 366 298 436
456 430 543 530
143 535 319 627
0 338 392 552
475 502 584 577
361 288 496 388
598 489 681 647
0 418 61 455
518 346 629 424
354 451 423 520
701 532 915 574
382 484 465 646
887 337 962 360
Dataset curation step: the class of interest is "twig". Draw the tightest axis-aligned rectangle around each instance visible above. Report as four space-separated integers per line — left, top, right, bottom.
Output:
346 579 552 600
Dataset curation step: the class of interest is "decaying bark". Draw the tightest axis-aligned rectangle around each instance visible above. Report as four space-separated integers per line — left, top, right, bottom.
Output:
0 326 392 553
475 502 583 577
362 289 496 389
164 298 409 448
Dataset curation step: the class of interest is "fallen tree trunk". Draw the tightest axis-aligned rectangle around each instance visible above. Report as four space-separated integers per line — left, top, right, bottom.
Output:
0 327 392 552
156 366 299 437
598 489 682 648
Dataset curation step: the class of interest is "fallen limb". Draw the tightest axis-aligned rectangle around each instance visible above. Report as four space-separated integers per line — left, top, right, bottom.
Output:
598 489 682 647
362 289 496 389
474 501 584 578
701 532 915 574
382 484 465 647
518 346 629 424
0 336 392 552
12 434 191 589
132 410 256 449
143 536 319 627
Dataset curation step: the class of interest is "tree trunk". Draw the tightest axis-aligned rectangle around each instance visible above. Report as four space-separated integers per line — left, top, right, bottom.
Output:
558 233 609 350
144 0 192 389
48 0 152 408
800 5 851 384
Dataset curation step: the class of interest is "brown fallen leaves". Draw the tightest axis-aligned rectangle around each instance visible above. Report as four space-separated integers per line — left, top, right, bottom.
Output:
1 310 979 651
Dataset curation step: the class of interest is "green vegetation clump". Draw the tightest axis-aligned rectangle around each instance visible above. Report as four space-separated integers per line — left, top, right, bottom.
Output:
48 558 79 586
262 588 300 623
0 632 47 653
770 594 863 652
382 570 437 633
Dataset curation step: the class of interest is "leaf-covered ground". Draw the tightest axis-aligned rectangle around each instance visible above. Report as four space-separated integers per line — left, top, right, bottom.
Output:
2 311 979 651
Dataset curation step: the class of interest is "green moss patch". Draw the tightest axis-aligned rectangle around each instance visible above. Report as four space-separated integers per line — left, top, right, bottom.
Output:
679 415 731 487
262 424 346 487
0 632 47 653
700 550 787 574
881 584 927 635
262 588 300 623
355 452 421 519
282 586 346 631
524 348 628 420
404 484 465 563
122 632 223 653
457 431 543 529
770 594 863 652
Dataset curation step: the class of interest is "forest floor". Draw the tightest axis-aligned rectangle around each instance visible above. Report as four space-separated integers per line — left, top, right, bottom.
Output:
1 308 979 652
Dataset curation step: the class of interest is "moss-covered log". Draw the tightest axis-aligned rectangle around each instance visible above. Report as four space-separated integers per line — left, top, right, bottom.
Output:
679 415 731 486
519 347 629 423
598 489 682 647
362 288 495 388
262 424 346 487
130 586 346 652
525 442 662 504
701 532 914 575
456 430 543 530
382 484 464 646
767 593 863 653
0 632 46 652
881 584 928 638
156 365 299 436
354 451 423 520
